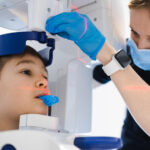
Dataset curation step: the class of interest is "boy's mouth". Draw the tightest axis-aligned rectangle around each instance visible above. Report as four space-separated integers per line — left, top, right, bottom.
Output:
35 93 48 99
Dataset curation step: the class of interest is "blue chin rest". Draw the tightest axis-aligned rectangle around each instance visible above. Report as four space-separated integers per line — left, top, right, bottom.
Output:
0 31 55 66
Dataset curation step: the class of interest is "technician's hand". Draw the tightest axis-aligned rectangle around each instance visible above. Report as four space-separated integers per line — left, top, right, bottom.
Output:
39 95 59 107
45 12 106 60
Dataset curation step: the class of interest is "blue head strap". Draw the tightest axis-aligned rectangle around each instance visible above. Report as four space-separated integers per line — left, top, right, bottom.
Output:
0 31 55 66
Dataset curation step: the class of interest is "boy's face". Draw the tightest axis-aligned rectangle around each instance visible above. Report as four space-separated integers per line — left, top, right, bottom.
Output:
130 8 150 49
0 54 49 120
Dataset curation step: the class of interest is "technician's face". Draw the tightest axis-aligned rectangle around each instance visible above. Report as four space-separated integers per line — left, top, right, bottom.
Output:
130 8 150 49
0 54 49 120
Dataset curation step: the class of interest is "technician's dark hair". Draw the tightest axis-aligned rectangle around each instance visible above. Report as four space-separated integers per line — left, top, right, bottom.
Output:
129 0 150 9
0 45 45 74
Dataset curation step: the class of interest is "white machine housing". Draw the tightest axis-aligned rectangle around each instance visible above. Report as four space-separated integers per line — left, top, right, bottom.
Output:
0 0 129 133
0 114 80 150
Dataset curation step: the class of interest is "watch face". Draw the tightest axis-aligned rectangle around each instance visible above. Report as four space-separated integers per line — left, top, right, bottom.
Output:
115 50 131 68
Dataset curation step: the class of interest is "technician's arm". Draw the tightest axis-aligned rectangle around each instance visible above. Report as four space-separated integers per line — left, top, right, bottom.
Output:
97 41 150 136
45 12 150 136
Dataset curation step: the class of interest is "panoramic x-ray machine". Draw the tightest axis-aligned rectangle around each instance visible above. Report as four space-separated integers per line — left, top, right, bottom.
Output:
0 0 128 149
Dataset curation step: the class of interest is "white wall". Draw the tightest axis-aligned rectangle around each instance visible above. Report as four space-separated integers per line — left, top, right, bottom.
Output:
91 80 126 137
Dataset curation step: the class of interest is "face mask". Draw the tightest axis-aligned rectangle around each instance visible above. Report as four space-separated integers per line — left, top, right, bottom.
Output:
127 38 150 71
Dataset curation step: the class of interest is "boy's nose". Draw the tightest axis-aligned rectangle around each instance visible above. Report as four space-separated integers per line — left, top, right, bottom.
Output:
35 78 48 89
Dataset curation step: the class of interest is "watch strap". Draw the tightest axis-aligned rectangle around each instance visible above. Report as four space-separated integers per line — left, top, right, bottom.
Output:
102 56 124 76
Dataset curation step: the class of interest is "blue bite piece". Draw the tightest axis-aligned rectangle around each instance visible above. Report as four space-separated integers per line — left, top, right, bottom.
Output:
39 95 59 107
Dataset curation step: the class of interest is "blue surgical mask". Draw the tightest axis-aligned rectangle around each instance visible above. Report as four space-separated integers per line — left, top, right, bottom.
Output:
127 38 150 71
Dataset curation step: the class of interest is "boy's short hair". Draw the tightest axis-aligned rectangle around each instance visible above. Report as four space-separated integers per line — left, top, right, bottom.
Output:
129 0 150 9
0 45 45 74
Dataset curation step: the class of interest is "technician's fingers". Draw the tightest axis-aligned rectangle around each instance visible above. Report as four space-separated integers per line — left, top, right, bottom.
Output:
45 12 85 34
46 12 81 24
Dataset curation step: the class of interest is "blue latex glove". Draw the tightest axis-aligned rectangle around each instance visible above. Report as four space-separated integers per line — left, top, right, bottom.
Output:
39 95 59 107
45 12 106 60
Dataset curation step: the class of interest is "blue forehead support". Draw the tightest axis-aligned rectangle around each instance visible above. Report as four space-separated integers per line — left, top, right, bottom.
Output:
0 31 55 66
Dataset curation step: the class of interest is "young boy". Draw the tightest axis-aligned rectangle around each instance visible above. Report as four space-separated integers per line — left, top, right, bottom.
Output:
0 45 50 131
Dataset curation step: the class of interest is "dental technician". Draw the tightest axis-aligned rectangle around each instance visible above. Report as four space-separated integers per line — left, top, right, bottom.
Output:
94 0 150 149
45 0 150 149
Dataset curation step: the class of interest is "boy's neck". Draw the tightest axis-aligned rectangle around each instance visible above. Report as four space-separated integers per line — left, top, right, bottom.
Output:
0 117 19 131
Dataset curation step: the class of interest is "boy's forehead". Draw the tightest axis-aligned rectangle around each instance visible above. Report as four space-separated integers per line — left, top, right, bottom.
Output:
14 55 48 73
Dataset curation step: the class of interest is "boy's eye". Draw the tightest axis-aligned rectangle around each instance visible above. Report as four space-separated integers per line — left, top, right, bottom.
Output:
21 70 32 75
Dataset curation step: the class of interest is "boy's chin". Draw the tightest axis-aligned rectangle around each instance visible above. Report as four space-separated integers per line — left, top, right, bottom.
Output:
33 102 49 115
30 107 49 116
37 108 48 115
